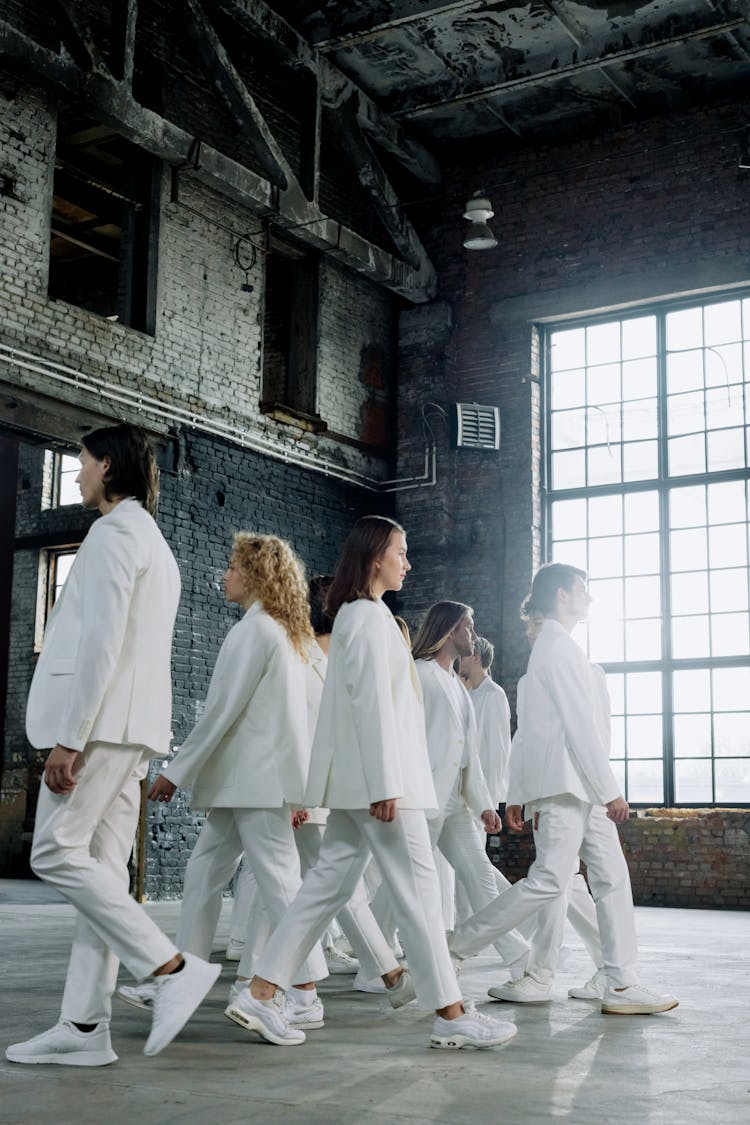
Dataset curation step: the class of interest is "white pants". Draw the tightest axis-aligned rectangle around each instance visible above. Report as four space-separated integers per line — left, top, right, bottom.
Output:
239 822 395 979
451 795 638 989
30 742 178 1024
527 870 603 983
175 805 326 984
428 808 529 966
255 809 462 1010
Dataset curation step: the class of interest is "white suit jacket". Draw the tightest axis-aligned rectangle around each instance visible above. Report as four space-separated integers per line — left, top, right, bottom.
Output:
470 676 512 806
415 658 493 820
305 598 438 812
511 619 620 807
164 602 309 809
303 639 329 827
26 498 180 756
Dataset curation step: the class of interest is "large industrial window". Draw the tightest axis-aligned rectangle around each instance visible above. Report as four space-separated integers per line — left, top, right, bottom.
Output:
545 294 750 807
48 108 160 332
41 450 80 509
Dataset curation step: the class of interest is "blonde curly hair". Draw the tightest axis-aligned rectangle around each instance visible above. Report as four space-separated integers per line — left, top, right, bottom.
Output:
231 532 314 657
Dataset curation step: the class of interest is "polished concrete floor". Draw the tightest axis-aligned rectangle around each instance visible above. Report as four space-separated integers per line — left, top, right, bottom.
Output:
1 882 748 1124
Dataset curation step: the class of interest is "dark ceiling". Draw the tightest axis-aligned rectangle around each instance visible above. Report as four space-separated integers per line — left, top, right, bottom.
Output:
268 1 750 147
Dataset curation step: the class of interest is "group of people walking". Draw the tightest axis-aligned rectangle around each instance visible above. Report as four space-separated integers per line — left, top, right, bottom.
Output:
6 422 677 1069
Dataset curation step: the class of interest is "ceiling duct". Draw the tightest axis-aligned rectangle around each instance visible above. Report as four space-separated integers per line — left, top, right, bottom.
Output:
454 403 500 450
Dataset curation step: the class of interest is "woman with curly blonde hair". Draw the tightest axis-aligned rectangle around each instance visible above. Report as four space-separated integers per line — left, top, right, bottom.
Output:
145 532 327 1042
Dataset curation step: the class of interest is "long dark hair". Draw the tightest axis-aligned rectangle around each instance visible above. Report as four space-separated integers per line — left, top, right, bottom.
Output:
326 515 404 619
411 600 472 661
82 424 159 516
309 575 333 635
521 562 587 619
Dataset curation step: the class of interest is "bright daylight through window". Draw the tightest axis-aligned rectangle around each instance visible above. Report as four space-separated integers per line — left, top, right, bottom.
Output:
545 296 750 807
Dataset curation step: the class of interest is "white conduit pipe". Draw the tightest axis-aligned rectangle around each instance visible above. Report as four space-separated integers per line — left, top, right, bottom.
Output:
0 343 436 493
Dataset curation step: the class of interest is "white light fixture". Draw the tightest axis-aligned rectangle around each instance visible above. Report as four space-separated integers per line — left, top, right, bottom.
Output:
462 191 498 251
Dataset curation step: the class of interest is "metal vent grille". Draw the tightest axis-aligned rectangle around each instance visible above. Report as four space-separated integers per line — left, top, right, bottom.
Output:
454 403 501 450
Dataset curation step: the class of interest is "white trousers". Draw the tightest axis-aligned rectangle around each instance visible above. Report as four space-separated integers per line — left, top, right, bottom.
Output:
428 808 529 966
527 870 603 983
30 742 178 1024
255 809 462 1010
238 822 395 979
175 805 326 984
451 795 638 988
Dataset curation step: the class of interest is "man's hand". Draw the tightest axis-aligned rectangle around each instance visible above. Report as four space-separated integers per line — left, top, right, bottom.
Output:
481 809 502 834
370 799 398 823
291 808 309 830
44 745 80 794
504 804 525 833
148 775 177 803
606 796 630 823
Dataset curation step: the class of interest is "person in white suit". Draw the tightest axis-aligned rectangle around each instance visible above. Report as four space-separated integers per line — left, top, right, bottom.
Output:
6 424 220 1069
411 603 529 975
243 516 517 1050
449 563 678 1016
459 636 512 809
147 534 328 1042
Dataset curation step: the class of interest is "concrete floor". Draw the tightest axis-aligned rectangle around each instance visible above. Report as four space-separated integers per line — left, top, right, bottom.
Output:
1 883 748 1125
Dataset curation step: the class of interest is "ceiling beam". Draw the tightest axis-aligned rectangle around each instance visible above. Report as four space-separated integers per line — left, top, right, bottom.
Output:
51 0 108 73
312 1 499 51
0 18 436 302
393 15 749 119
214 0 441 184
541 0 637 110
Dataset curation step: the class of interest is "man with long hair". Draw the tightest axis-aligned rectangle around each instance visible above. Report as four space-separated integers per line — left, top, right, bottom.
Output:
7 424 220 1068
459 635 512 810
449 563 679 1016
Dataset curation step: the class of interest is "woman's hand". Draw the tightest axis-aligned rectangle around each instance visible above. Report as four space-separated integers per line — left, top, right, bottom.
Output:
291 808 309 830
481 809 502 834
504 804 525 832
369 799 398 823
148 775 177 803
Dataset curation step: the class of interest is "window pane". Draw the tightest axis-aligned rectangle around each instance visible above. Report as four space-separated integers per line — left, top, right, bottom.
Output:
624 618 661 660
626 715 662 757
713 712 750 757
551 498 587 540
704 341 742 385
611 758 626 794
551 368 586 409
666 349 703 393
673 713 711 757
708 524 747 568
606 672 625 715
668 433 706 476
715 759 750 802
668 390 704 436
624 491 659 533
667 307 703 350
670 571 709 616
705 385 743 431
670 485 706 529
552 449 586 489
586 364 620 406
589 620 624 663
588 495 622 536
709 568 749 614
672 615 710 658
624 532 660 575
674 759 713 804
711 613 749 657
706 428 745 472
673 668 711 712
623 440 658 482
553 540 588 571
587 322 621 365
551 409 586 450
713 666 750 711
624 575 661 618
58 455 81 505
704 299 742 345
622 399 657 441
587 404 621 446
621 316 656 360
626 671 661 713
627 759 664 804
670 527 707 571
589 577 623 620
708 479 746 525
622 358 657 400
588 536 623 577
551 328 585 371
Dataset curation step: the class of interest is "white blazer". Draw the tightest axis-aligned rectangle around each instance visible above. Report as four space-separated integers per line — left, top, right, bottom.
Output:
164 602 309 809
470 676 512 806
305 598 438 812
26 498 180 756
416 658 493 820
303 639 329 827
512 619 620 807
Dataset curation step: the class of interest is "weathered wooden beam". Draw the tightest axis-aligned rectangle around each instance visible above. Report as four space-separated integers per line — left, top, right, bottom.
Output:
181 0 288 190
215 0 441 185
109 0 138 85
0 19 435 301
52 0 107 73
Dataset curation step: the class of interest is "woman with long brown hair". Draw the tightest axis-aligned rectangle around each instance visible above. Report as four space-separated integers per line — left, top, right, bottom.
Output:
236 515 517 1051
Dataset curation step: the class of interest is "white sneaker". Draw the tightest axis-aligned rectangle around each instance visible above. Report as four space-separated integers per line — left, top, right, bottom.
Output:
5 1020 117 1067
385 969 416 1009
352 970 386 994
430 1009 517 1050
488 975 551 1004
144 953 222 1057
568 968 607 1000
284 993 325 1029
118 980 158 1010
225 987 305 1045
325 947 360 974
601 984 679 1015
225 939 245 962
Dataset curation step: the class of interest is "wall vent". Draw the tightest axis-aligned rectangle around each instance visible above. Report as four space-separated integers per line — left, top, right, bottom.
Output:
454 402 500 450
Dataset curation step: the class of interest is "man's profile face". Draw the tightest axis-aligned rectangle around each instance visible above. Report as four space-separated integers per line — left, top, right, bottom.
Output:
563 575 592 623
76 447 109 511
451 614 476 658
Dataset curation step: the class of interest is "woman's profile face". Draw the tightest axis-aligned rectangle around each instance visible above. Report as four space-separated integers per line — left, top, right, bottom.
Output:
223 557 249 605
372 531 411 595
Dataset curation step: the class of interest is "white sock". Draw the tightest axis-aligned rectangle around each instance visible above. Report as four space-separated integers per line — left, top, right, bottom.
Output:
289 986 316 1006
